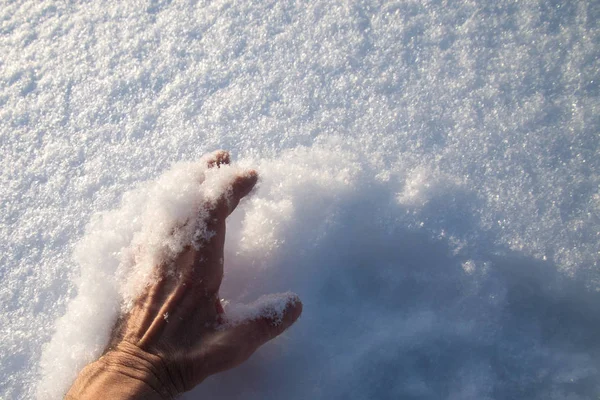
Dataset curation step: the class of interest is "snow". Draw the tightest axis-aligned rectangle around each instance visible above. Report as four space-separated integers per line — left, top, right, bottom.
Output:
1 0 599 399
223 292 301 327
35 156 289 399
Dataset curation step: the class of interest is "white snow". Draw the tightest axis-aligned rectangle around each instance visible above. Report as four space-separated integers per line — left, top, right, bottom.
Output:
1 0 599 399
224 292 301 327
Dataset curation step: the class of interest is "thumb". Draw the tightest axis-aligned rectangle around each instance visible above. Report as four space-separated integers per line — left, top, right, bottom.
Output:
197 293 302 380
226 292 303 356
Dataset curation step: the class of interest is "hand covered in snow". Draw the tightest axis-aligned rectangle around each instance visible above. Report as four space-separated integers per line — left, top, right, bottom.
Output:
65 151 303 400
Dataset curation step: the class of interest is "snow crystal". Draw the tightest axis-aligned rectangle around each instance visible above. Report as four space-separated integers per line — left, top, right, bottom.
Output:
462 260 476 274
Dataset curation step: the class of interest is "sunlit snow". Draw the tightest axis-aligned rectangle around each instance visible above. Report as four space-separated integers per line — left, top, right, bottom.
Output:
1 1 599 399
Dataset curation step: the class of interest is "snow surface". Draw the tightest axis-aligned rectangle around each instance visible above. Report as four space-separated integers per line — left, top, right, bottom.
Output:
1 0 599 399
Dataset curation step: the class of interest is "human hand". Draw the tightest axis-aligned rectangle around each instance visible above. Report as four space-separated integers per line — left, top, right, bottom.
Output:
65 151 302 399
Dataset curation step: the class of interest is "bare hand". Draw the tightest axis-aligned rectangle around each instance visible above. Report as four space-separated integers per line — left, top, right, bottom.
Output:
66 151 303 399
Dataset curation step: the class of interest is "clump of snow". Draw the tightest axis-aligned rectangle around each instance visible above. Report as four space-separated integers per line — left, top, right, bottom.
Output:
224 292 301 327
462 260 476 274
396 167 465 207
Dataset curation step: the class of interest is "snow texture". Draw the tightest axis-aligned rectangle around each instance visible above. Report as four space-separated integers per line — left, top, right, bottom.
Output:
1 0 599 399
223 292 301 327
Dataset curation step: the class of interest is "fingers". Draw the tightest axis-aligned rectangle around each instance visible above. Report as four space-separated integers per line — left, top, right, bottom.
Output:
211 169 258 222
205 150 230 168
203 150 258 218
193 294 302 379
184 160 258 295
227 293 303 356
227 169 259 216
162 152 258 305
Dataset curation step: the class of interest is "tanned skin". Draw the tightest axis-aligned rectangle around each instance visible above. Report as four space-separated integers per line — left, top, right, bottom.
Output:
65 151 303 399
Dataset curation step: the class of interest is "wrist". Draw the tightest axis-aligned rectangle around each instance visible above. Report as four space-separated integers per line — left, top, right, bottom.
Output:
65 342 182 400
